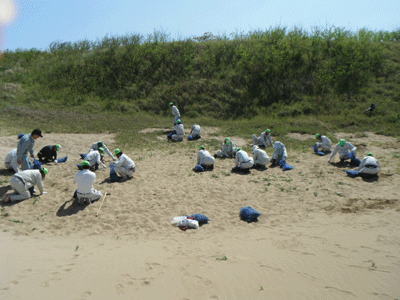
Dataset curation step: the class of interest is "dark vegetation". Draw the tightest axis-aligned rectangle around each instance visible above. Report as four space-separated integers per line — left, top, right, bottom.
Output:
0 27 400 142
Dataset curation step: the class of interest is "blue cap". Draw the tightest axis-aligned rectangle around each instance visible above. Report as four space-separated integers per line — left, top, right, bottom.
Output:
17 133 24 139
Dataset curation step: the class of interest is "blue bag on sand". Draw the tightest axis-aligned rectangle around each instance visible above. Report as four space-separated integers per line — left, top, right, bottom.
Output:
80 153 86 159
187 214 210 224
346 170 360 177
279 159 294 171
194 165 204 172
188 135 194 141
240 206 261 222
31 158 42 170
57 156 68 163
313 144 326 156
110 164 120 182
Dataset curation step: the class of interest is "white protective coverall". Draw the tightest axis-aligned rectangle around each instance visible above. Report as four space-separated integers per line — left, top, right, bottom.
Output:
316 135 332 151
73 169 102 202
235 150 254 169
328 142 357 163
90 142 115 160
171 123 185 141
358 156 380 175
272 141 288 162
252 131 273 148
190 124 201 138
8 169 44 201
112 153 136 178
252 146 270 166
84 150 107 169
5 148 20 173
171 105 180 123
217 141 236 158
197 149 215 166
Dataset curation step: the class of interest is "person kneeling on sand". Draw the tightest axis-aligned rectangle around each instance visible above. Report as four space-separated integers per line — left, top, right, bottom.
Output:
270 141 287 166
215 138 236 158
314 134 332 153
252 129 273 148
167 119 185 142
188 124 201 140
84 148 107 171
38 144 61 164
231 148 254 173
73 160 102 204
252 145 270 169
328 139 360 165
3 168 48 203
196 145 215 171
89 141 116 161
111 149 136 179
5 148 20 173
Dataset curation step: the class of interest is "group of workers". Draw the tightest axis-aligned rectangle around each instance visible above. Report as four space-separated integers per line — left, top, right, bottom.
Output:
2 129 136 204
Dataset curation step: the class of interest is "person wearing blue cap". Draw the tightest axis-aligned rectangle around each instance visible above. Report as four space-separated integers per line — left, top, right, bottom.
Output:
17 129 43 171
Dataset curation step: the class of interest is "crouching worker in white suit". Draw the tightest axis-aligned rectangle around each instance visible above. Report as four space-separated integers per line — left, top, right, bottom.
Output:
167 119 185 142
271 141 288 166
188 124 201 140
328 139 360 165
358 153 380 175
315 134 332 152
84 148 107 171
3 168 48 203
216 138 236 158
111 149 136 179
197 145 215 171
252 129 273 148
5 149 20 173
232 148 254 173
73 160 101 204
252 145 270 169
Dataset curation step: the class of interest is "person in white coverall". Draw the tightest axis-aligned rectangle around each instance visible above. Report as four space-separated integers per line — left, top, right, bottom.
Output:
3 168 48 202
111 149 136 178
5 149 20 173
252 129 273 148
358 153 380 175
328 139 358 163
216 138 236 158
233 148 254 172
315 134 332 152
89 141 115 161
73 160 101 204
188 124 201 140
169 102 181 124
197 145 215 170
84 148 107 170
167 119 185 142
271 141 287 166
252 145 270 168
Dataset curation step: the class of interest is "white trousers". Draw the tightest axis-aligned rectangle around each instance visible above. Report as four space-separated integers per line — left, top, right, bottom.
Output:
5 161 20 173
200 157 215 166
240 158 254 169
171 134 184 141
115 165 135 177
77 189 102 202
9 177 31 201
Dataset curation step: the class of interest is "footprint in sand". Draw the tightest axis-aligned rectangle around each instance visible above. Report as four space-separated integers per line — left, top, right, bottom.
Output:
115 283 124 295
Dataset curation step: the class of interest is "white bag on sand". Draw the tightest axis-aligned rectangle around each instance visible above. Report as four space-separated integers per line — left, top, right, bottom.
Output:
171 216 199 229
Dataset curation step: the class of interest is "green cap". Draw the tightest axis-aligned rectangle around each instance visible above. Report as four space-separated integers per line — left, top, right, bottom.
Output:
115 148 122 155
98 147 105 154
81 160 90 167
169 102 173 106
367 152 373 157
266 129 271 133
236 147 242 151
176 119 182 124
56 144 61 151
339 139 346 147
315 134 321 139
41 167 48 175
199 145 205 150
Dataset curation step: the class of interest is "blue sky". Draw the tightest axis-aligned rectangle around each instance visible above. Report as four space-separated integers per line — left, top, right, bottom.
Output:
1 0 399 51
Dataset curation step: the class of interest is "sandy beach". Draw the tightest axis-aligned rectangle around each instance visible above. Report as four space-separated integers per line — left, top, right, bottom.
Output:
1 130 399 300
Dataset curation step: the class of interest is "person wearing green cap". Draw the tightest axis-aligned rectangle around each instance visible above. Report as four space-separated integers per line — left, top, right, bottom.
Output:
83 148 107 170
314 134 332 153
111 149 136 179
37 144 61 164
169 102 181 124
328 139 358 164
197 145 215 171
167 119 185 142
357 153 380 176
232 147 254 173
73 160 102 204
215 138 237 158
3 168 48 202
89 141 116 161
252 129 273 148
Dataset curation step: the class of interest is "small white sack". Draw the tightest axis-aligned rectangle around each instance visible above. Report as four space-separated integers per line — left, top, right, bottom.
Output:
171 216 187 226
171 216 199 229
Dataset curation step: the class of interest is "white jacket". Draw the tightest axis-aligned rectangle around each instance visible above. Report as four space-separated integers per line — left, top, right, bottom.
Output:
329 142 356 162
255 132 273 147
90 142 115 160
191 124 201 136
112 153 135 170
358 156 380 174
173 124 185 136
85 150 107 168
172 106 180 117
272 142 287 161
73 169 96 194
253 147 270 165
235 150 251 167
13 169 44 194
5 148 20 173
316 136 332 151
197 149 214 165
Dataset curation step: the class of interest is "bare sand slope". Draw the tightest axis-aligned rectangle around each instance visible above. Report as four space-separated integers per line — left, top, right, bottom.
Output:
1 131 399 300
